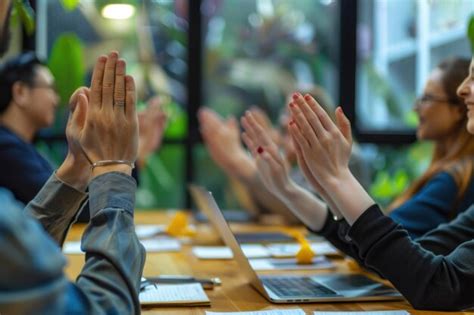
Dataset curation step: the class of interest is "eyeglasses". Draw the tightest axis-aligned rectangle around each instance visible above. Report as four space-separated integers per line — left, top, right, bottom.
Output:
415 94 460 106
30 82 58 94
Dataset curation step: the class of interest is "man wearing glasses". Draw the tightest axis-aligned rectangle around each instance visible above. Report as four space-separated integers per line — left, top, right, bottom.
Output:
0 2 145 314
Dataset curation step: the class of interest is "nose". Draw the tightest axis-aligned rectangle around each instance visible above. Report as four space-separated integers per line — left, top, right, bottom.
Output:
457 78 470 100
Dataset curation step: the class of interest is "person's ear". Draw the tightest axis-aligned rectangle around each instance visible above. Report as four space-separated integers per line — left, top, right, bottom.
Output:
11 82 31 109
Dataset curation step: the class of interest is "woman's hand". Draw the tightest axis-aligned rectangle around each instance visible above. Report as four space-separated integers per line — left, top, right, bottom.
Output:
288 92 374 224
137 96 167 168
199 107 256 180
241 111 295 199
288 93 353 186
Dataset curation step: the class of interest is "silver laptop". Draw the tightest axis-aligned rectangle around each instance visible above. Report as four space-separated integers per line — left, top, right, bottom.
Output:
189 185 403 303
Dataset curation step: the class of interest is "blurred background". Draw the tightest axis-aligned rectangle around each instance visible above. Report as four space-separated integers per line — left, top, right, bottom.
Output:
2 0 473 210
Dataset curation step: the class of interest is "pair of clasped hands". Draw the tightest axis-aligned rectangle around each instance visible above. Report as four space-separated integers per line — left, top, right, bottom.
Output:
56 51 138 191
241 92 374 225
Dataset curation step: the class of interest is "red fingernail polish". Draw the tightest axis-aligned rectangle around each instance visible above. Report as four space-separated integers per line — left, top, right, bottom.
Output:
289 120 295 125
292 93 299 100
304 94 311 101
257 146 264 154
289 102 295 108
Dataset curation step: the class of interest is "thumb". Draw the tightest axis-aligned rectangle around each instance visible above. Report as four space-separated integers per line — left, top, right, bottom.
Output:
71 93 88 129
335 107 352 143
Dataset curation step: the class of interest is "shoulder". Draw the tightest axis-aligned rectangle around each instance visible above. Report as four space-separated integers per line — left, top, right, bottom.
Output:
0 126 24 147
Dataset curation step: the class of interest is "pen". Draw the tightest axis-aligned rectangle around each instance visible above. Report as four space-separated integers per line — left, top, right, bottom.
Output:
140 275 221 291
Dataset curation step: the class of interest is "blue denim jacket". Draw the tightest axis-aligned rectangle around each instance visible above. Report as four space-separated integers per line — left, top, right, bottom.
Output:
0 172 146 314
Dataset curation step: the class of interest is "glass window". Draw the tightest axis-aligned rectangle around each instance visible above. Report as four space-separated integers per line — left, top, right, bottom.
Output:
357 0 473 131
36 0 188 208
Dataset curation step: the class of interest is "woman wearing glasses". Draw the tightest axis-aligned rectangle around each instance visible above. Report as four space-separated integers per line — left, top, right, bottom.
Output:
241 57 474 239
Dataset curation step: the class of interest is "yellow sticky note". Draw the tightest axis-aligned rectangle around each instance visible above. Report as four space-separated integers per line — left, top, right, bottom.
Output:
166 212 196 237
296 241 315 264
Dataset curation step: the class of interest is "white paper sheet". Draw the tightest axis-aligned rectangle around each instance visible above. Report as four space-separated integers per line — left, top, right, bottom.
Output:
192 244 270 259
313 312 410 315
266 242 339 258
135 224 166 239
63 241 82 254
140 237 181 252
139 283 210 305
249 256 334 271
206 309 305 315
63 237 181 254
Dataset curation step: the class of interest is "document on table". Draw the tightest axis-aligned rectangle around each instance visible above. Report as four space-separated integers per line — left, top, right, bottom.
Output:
266 242 339 257
140 237 181 252
192 244 270 259
249 256 334 271
63 237 181 254
135 224 166 239
206 309 305 315
313 312 410 315
140 283 210 306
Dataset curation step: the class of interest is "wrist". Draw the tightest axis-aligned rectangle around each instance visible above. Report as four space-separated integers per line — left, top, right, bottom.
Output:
91 164 133 178
56 154 90 192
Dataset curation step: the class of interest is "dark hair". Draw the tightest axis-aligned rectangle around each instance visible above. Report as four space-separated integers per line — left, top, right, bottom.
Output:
438 57 471 105
0 52 44 114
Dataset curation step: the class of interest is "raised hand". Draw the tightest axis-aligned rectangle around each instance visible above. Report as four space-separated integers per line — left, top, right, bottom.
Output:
56 87 92 191
73 51 138 178
287 93 352 186
288 92 374 224
241 111 294 198
198 107 256 180
137 96 167 168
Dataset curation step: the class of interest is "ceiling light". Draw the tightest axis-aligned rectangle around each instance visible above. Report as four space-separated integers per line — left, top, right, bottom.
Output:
101 4 136 19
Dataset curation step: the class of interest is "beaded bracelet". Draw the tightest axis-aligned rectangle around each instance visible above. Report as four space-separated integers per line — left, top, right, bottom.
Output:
91 160 135 170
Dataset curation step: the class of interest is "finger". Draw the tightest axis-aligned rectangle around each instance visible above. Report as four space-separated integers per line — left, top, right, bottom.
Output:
114 59 126 114
292 93 326 138
264 144 284 168
69 87 89 113
335 106 352 144
71 93 88 131
242 131 258 154
258 149 282 175
245 111 273 146
287 104 316 148
303 94 337 132
125 75 137 120
89 55 107 110
102 51 119 111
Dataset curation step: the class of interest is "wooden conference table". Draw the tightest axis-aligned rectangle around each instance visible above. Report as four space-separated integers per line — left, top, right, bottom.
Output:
64 211 473 315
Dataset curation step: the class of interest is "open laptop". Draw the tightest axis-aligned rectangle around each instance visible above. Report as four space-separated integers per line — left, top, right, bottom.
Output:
189 185 403 303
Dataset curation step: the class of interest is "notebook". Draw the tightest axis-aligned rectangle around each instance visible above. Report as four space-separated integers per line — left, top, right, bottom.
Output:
139 283 210 306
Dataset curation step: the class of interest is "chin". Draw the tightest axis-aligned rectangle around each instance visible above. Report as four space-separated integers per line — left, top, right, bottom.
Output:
467 120 474 135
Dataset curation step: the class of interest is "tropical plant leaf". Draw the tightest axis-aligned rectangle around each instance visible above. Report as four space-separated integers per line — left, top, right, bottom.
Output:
60 0 80 11
468 14 474 54
47 33 85 107
13 0 35 35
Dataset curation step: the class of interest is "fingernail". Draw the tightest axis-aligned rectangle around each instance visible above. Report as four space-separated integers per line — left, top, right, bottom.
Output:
257 146 264 154
304 94 311 101
289 102 295 108
289 120 295 125
292 93 299 100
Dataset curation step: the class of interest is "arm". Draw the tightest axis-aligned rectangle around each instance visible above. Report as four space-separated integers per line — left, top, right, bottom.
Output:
24 173 87 246
389 172 459 239
349 205 474 310
0 172 145 315
240 111 329 230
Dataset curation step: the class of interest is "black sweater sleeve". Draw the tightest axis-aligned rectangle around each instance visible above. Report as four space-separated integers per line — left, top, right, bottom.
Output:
348 205 474 311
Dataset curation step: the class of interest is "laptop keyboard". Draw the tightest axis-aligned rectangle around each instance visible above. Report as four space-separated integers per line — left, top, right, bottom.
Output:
262 277 338 297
